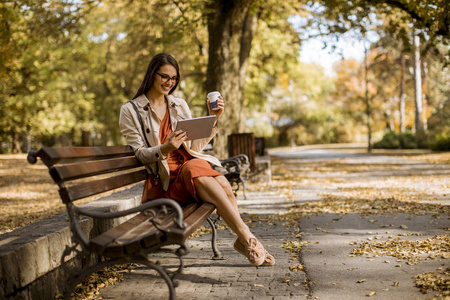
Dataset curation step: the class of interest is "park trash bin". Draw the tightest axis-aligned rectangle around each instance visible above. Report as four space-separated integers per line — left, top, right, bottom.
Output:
228 133 256 172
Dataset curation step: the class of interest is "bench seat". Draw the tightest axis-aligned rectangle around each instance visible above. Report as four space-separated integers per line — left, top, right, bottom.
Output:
89 203 215 258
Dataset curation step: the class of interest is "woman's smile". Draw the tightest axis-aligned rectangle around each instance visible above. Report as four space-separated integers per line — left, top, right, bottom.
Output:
161 83 172 92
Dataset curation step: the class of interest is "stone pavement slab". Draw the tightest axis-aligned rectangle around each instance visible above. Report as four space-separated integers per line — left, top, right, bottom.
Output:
98 215 308 300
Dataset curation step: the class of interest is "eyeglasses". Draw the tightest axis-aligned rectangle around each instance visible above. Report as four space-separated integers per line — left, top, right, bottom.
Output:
156 72 180 84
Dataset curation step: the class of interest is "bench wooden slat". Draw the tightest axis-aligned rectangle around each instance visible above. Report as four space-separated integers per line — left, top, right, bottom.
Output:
182 203 216 239
49 156 142 183
129 203 199 251
88 211 155 255
36 146 134 166
92 204 201 258
121 203 198 244
119 204 197 256
59 169 147 203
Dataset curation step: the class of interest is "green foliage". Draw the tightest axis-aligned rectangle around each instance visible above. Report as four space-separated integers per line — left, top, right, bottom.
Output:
429 134 450 151
427 100 450 136
373 131 425 149
425 100 450 151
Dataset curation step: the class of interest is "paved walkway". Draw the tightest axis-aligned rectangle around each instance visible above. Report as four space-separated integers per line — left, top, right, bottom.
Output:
99 215 307 300
98 145 449 300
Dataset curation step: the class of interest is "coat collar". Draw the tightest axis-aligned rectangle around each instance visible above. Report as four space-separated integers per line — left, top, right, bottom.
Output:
167 95 183 109
134 94 183 109
133 94 150 108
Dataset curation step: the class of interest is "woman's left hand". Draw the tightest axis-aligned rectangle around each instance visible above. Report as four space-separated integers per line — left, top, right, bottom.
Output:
208 96 224 121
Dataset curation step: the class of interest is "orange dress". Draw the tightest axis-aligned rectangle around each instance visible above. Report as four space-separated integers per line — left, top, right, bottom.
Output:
159 108 222 205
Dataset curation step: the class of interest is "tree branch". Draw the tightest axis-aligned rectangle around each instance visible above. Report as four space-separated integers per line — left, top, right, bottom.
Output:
368 0 449 37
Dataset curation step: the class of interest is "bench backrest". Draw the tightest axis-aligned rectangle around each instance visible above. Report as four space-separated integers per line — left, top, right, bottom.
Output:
27 146 146 204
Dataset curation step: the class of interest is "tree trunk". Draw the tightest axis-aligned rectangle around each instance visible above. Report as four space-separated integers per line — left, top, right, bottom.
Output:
278 128 289 146
205 0 257 159
412 26 424 134
81 130 92 146
399 51 406 133
385 97 394 131
421 60 429 131
364 44 372 152
11 131 21 154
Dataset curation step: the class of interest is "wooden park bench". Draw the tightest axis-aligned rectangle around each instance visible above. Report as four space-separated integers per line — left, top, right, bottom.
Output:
27 146 223 300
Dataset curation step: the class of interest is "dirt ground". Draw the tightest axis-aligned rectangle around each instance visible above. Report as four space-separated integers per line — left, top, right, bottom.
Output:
0 154 63 234
0 150 449 235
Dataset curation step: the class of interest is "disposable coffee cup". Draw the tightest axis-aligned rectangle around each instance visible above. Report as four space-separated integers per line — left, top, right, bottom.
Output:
207 91 221 110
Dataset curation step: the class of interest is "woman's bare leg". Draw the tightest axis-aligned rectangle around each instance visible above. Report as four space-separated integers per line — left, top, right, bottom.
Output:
193 176 252 243
213 175 239 212
194 175 275 266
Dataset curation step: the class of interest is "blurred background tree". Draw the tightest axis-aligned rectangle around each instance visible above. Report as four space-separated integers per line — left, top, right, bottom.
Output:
1 0 449 154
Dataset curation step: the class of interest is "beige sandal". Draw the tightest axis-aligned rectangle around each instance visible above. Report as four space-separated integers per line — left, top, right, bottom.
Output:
262 250 275 266
234 237 266 266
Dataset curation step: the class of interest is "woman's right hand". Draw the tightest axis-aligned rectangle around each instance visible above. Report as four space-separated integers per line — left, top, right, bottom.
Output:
161 130 187 155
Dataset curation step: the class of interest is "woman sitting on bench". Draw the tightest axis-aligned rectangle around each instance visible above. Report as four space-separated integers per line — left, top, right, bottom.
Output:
119 53 274 267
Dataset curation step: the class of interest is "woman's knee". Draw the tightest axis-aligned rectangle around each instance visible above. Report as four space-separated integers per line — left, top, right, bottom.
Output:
193 176 210 189
215 176 234 195
194 176 233 197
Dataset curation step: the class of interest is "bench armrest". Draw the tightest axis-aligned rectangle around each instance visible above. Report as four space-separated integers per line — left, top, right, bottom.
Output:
67 198 185 249
221 154 249 165
220 154 250 175
227 154 250 165
77 198 185 228
220 159 240 171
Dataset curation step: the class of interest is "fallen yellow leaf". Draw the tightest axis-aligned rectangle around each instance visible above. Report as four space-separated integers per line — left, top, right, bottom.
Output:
357 279 366 283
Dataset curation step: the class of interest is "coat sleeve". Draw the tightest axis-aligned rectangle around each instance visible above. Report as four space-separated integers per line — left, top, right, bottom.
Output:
119 103 166 165
190 127 218 153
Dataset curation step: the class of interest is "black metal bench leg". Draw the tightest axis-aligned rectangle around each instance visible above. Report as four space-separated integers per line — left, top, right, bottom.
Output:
206 217 225 260
232 181 239 197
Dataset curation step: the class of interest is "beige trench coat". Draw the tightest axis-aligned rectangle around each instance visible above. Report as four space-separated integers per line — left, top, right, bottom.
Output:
119 94 221 191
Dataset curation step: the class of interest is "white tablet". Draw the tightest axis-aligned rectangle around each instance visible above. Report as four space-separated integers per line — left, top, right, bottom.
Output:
175 115 216 140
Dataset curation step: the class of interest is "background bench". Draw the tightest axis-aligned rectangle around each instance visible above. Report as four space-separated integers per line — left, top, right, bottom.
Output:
213 154 250 199
27 146 223 300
